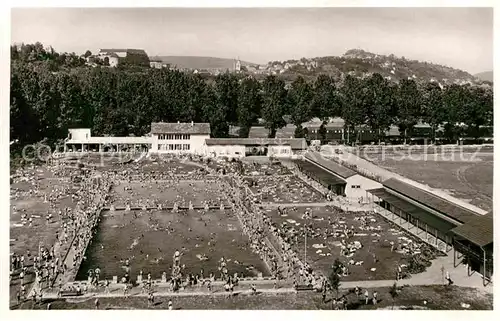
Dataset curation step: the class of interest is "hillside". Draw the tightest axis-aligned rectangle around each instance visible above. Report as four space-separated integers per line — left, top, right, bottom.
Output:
150 56 257 70
475 71 493 82
266 49 488 86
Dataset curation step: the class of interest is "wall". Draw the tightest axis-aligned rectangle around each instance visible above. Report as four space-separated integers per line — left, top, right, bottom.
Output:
206 145 246 158
109 57 119 67
267 145 292 158
191 135 210 155
68 128 91 141
345 174 382 202
153 134 209 155
150 134 159 152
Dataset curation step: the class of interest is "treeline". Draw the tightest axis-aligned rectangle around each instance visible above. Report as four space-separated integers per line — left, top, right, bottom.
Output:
10 43 493 155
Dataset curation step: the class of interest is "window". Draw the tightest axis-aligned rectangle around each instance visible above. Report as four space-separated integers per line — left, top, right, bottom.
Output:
351 185 361 189
85 133 88 139
168 144 174 150
182 144 190 150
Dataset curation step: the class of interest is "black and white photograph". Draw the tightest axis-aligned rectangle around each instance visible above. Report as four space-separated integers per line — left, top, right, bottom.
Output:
6 3 494 311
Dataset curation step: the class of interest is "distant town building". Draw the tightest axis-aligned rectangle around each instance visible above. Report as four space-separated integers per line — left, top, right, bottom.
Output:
150 61 163 69
97 49 150 67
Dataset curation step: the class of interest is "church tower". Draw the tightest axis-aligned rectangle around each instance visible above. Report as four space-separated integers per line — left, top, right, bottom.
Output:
235 57 241 72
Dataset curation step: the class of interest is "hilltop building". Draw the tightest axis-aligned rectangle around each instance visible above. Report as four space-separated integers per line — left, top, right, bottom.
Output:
97 49 150 67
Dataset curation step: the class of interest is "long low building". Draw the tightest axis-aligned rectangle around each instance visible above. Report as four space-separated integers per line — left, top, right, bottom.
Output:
205 138 307 158
64 123 307 158
367 178 493 283
301 151 382 201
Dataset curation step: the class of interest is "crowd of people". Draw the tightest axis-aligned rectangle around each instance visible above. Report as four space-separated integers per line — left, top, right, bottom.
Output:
10 162 114 304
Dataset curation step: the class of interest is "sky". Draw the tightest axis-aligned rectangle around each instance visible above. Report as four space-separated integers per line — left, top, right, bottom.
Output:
11 7 493 74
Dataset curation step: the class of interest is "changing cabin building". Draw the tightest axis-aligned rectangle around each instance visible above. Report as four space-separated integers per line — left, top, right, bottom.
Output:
367 178 493 284
295 151 382 200
204 138 307 158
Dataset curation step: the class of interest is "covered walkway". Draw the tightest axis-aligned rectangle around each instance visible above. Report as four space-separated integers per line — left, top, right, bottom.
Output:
294 159 346 195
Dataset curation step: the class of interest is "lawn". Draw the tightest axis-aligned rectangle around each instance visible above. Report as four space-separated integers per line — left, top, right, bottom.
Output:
264 206 439 281
76 209 270 281
14 285 492 310
246 176 324 204
367 153 493 211
109 181 228 207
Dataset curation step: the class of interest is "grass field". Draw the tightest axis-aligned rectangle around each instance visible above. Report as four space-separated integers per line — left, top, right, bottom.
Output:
365 152 493 211
265 206 439 281
109 181 227 207
15 285 493 310
76 209 269 281
247 176 324 204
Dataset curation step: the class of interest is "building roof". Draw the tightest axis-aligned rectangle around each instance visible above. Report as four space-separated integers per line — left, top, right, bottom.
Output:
451 211 493 247
367 188 460 232
294 160 346 186
205 138 307 150
304 152 357 178
150 122 211 135
99 49 148 55
382 178 481 224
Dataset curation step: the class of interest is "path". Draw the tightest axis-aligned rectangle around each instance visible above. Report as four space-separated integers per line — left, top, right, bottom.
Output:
41 286 297 300
261 201 341 208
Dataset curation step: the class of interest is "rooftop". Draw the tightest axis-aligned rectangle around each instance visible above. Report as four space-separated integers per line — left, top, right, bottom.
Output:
150 122 211 135
451 211 493 247
205 138 307 150
294 159 346 186
383 178 481 224
99 49 148 55
304 151 357 178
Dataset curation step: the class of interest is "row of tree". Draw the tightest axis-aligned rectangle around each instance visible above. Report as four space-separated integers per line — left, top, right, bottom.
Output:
10 44 493 155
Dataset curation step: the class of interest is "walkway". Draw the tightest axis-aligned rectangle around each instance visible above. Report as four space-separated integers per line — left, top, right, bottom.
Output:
261 202 341 208
41 286 297 300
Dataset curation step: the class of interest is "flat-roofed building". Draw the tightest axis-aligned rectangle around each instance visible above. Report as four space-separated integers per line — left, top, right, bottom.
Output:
205 138 307 158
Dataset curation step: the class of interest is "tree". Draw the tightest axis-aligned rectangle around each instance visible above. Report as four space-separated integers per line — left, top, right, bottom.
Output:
389 282 399 310
339 75 365 145
421 82 445 143
458 86 493 141
395 79 423 144
441 84 465 143
84 50 92 58
261 75 287 138
328 261 342 304
214 73 239 125
288 76 313 138
361 73 396 144
311 74 341 121
237 77 262 137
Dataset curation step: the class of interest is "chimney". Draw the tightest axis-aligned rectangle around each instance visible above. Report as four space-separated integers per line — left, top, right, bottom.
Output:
177 121 180 124
191 121 194 127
